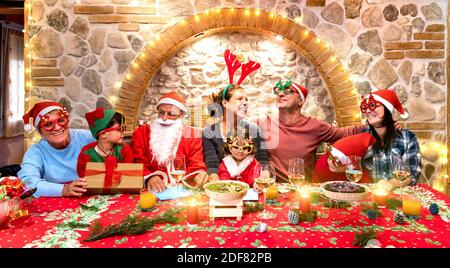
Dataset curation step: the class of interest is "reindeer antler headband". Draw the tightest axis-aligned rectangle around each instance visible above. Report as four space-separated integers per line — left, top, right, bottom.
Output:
222 49 261 100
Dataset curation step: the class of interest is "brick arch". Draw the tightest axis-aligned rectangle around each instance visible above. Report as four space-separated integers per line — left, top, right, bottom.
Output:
116 7 361 136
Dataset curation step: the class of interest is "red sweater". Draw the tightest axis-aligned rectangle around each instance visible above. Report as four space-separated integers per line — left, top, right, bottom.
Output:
256 114 363 181
130 124 206 181
218 157 260 186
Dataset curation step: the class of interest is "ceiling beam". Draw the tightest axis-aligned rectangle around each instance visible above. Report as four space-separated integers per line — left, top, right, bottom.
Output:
0 8 24 15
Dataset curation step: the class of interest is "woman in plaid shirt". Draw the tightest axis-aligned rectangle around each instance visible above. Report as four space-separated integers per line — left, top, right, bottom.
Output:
328 90 421 190
360 90 421 188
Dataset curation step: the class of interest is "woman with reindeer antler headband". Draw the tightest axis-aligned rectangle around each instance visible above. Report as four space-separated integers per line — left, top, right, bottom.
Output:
202 49 269 181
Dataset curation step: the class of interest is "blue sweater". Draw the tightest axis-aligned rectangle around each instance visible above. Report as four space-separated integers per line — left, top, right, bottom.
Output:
18 129 95 197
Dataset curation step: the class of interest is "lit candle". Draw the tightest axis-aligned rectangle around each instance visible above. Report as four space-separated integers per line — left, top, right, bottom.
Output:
187 199 199 227
373 189 388 207
140 189 157 209
299 191 311 213
402 196 421 216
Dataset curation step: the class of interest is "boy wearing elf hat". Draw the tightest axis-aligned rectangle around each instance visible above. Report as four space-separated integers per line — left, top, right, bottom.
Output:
77 108 134 179
18 101 95 197
328 89 421 190
130 91 208 192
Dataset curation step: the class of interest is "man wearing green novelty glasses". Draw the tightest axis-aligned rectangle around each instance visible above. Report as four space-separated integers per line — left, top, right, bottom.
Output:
257 79 365 182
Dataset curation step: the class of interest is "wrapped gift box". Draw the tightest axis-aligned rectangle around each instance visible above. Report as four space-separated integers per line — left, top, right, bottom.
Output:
84 162 144 194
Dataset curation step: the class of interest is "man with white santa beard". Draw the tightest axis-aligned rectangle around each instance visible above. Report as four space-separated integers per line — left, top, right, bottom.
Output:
130 91 208 192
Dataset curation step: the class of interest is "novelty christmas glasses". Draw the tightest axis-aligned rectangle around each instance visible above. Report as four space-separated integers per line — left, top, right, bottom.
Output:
38 109 69 132
273 79 295 95
360 94 382 113
227 136 254 155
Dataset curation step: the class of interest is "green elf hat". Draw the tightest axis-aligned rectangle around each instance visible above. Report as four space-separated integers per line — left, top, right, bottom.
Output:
85 108 116 137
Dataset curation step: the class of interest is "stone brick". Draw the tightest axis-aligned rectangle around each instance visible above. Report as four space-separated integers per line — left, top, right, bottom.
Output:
306 0 325 7
406 122 446 130
413 131 432 140
414 33 445 40
32 78 65 86
32 59 57 67
89 15 129 23
384 51 404 60
111 0 131 3
130 15 169 24
31 68 61 77
425 24 445 32
74 6 114 14
118 23 140 32
116 6 156 14
405 50 444 59
384 42 422 50
425 41 444 50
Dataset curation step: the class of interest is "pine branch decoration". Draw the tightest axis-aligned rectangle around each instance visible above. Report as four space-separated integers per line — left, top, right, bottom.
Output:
353 228 377 247
84 208 185 242
244 202 264 213
387 198 402 210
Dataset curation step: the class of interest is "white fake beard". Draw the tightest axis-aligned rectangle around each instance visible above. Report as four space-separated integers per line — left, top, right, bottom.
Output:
150 119 183 166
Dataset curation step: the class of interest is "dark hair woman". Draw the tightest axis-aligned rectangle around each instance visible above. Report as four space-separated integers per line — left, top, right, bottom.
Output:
202 50 268 181
360 90 421 190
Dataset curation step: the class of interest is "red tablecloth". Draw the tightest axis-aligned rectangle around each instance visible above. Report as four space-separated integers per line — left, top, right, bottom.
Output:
1 184 449 248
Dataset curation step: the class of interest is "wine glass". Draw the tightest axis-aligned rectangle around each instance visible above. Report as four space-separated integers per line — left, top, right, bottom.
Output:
288 158 305 191
345 156 363 184
254 164 276 219
169 155 186 204
392 157 411 200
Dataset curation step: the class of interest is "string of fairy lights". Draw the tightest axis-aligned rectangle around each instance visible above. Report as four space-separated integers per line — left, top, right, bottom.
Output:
22 4 448 190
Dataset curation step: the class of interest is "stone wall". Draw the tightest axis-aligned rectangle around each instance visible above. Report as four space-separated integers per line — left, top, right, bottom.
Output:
138 32 334 124
26 0 448 183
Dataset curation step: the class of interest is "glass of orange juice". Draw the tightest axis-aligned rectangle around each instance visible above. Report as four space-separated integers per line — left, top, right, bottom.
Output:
140 188 157 210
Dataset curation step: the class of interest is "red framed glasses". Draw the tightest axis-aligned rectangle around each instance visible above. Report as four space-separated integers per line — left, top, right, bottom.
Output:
360 94 382 113
39 109 69 132
101 124 126 134
39 117 69 132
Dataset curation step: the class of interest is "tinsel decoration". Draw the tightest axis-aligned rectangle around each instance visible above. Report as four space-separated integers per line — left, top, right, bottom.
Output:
286 208 317 224
362 203 382 220
288 210 299 225
429 203 439 215
394 212 405 224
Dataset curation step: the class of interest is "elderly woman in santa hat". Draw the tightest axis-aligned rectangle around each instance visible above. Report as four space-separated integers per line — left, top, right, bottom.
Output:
328 90 422 190
17 101 95 197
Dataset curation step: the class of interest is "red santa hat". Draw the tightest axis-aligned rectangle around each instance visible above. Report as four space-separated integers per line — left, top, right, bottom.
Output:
365 89 409 119
157 91 188 115
312 132 376 183
22 101 65 132
290 82 308 102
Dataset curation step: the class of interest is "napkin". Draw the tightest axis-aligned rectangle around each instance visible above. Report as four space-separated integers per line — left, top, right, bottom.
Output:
156 185 193 200
243 188 259 201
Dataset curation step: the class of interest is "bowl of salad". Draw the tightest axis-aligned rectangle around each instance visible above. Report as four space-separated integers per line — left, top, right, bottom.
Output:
203 180 249 201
